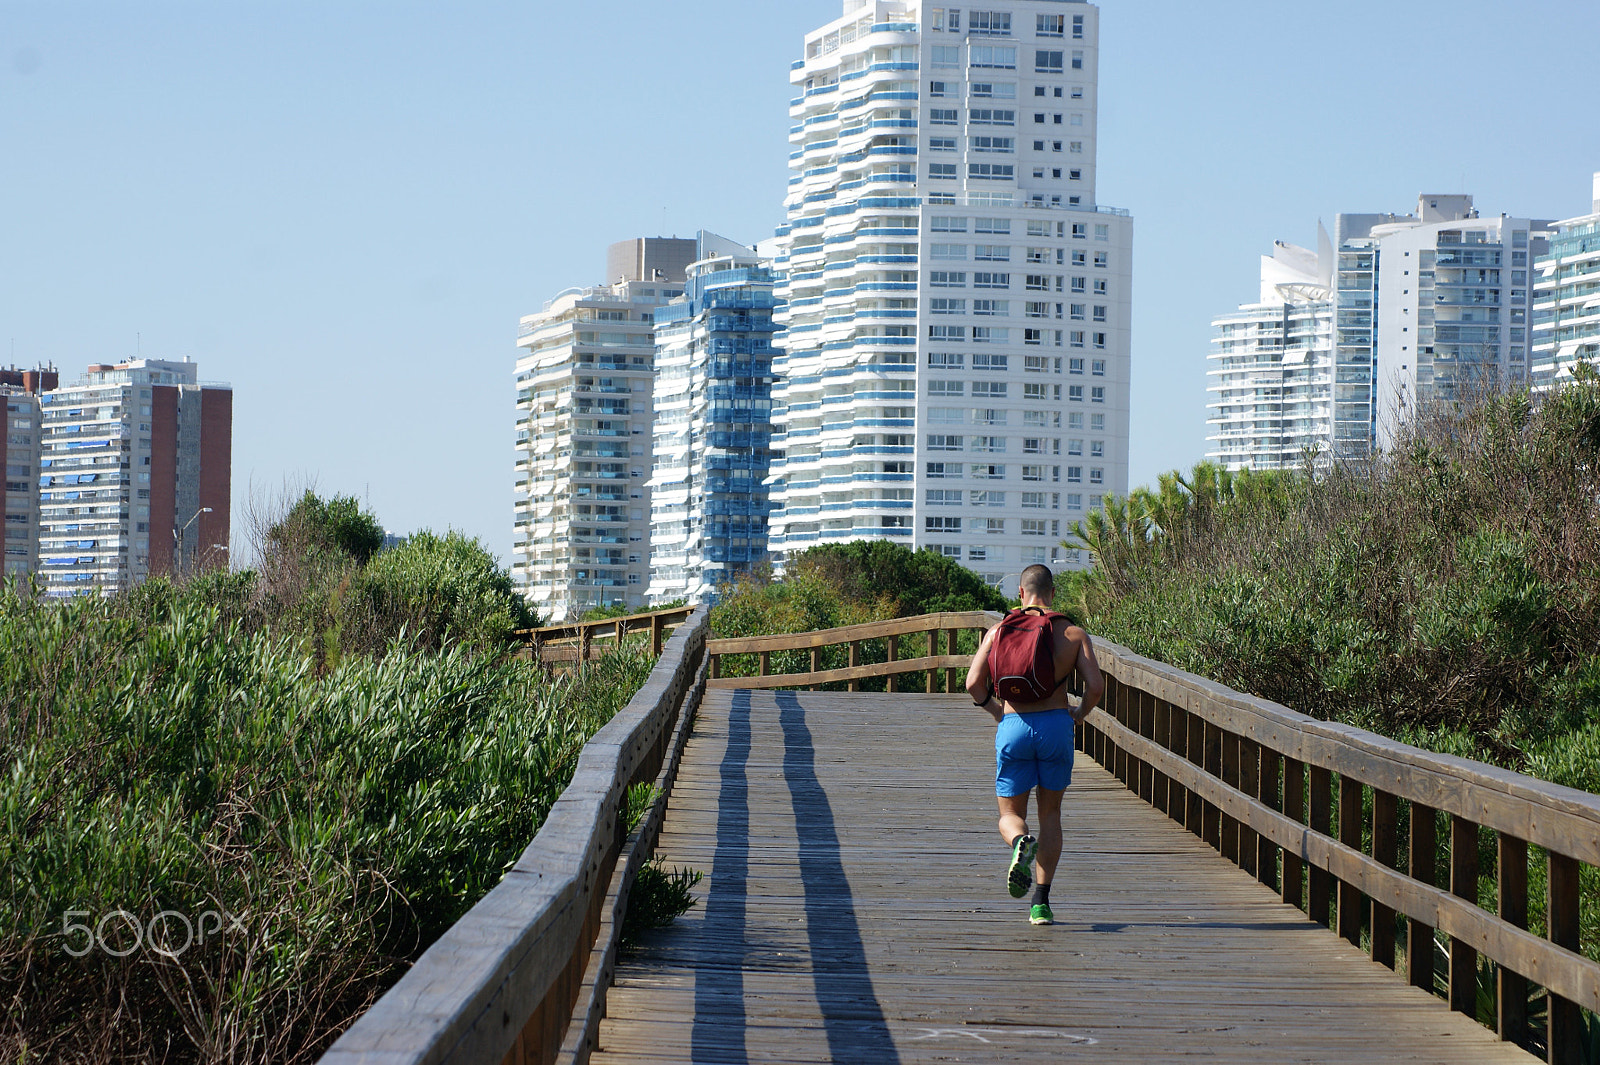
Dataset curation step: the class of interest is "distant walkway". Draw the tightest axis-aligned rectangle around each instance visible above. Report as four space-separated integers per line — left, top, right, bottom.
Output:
590 689 1532 1064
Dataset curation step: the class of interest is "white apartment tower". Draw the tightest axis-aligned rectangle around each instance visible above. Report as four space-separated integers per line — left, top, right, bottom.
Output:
1532 172 1600 390
2 366 56 579
768 0 1133 585
513 239 693 621
1207 238 1335 470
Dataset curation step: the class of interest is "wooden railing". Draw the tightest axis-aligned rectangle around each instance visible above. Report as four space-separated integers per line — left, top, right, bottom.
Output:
518 606 695 664
706 610 1002 691
321 608 710 1065
1084 639 1600 1064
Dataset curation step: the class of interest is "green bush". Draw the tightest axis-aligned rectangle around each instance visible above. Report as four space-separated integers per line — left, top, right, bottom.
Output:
0 584 648 1064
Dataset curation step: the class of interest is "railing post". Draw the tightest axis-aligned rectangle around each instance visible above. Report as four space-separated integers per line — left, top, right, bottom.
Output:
615 619 626 648
1202 721 1223 849
1166 702 1188 824
1408 802 1437 990
1448 815 1479 1016
1185 710 1205 837
886 635 898 693
1496 833 1527 1047
759 651 770 677
1237 737 1259 878
711 653 721 680
1548 851 1582 1064
811 647 820 691
848 640 861 693
651 613 664 656
580 624 592 663
1151 693 1170 813
1282 757 1304 908
926 629 937 693
1257 746 1280 891
1339 776 1364 948
1308 766 1332 927
1137 689 1155 805
1371 789 1397 969
944 628 957 693
1219 730 1240 865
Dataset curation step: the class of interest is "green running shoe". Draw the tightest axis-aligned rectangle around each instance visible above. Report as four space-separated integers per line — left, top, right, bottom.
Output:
1030 902 1055 925
1006 834 1038 898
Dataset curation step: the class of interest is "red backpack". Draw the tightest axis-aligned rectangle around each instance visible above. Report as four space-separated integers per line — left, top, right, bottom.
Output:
988 607 1068 703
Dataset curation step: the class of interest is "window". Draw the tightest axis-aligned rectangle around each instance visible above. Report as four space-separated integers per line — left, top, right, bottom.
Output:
931 243 968 259
926 489 963 505
931 44 962 66
1093 278 1107 294
1068 303 1085 320
1025 274 1050 291
1021 519 1047 536
1071 49 1084 69
974 244 1010 261
970 81 1017 99
1090 413 1104 431
929 136 957 150
925 461 962 477
1090 440 1104 458
1023 328 1043 345
926 516 963 532
1069 331 1085 348
1033 138 1046 150
969 11 1012 36
972 462 1005 478
929 80 952 97
1090 468 1103 485
928 325 966 340
970 44 1017 68
973 272 1009 288
932 7 960 31
930 298 966 315
974 217 1010 234
929 162 958 179
1035 50 1064 73
1068 384 1084 402
929 270 967 287
971 136 1015 153
1067 438 1083 455
970 489 1006 506
1091 305 1106 322
1073 14 1085 38
1091 359 1106 376
969 109 1017 126
971 381 1007 398
1022 466 1044 482
1023 355 1052 373
1094 251 1108 267
972 299 1007 316
1037 13 1065 36
927 434 964 452
931 216 968 232
1025 301 1050 318
1093 333 1106 349
971 326 1007 343
930 108 959 125
928 351 964 368
972 352 1008 371
1067 493 1083 509
971 435 1006 453
927 380 964 396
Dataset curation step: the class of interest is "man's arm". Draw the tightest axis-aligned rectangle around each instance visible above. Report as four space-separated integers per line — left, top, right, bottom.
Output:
1066 626 1104 724
965 626 1003 723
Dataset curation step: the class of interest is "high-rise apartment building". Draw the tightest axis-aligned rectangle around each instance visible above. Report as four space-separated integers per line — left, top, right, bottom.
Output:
767 0 1133 585
1215 196 1550 468
37 358 231 596
1532 172 1600 390
1337 196 1548 453
1 365 58 579
513 238 693 621
647 234 779 605
1206 239 1334 470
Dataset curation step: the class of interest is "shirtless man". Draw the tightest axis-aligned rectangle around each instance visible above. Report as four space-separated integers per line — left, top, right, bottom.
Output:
964 564 1105 925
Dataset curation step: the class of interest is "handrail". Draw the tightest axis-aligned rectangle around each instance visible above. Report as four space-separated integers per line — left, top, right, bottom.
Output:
1083 638 1600 1062
320 609 711 1065
707 610 1002 692
517 605 696 661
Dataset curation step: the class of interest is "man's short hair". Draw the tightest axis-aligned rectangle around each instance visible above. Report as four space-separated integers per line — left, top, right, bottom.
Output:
1020 564 1054 598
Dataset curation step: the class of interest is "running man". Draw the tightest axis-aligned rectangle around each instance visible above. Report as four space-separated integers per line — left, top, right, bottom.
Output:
965 564 1105 924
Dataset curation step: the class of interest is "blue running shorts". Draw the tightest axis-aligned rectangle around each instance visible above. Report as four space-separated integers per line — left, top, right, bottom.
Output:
995 708 1076 797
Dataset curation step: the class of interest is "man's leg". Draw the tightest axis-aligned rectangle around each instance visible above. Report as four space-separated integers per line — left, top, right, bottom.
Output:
997 792 1030 847
1033 786 1065 885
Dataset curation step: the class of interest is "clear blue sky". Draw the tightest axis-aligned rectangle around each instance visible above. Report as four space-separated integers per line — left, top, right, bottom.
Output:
3 1 1596 563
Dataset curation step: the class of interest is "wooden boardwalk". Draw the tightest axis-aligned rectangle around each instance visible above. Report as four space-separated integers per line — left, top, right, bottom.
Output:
591 689 1536 1064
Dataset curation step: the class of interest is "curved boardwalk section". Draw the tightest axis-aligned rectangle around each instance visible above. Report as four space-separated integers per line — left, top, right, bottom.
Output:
591 689 1533 1064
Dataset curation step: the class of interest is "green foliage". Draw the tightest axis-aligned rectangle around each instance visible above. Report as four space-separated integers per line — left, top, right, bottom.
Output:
0 583 651 1064
270 490 385 565
620 861 703 953
792 541 1010 616
578 599 688 623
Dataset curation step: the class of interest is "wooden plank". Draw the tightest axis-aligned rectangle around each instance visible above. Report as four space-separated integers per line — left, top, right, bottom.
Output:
1339 775 1364 948
1282 757 1304 909
1495 834 1526 1048
1371 789 1398 970
1088 713 1600 1014
926 631 936 694
591 690 1537 1065
847 641 861 693
1309 766 1333 927
1258 747 1281 892
1238 736 1259 879
706 611 1000 655
704 654 974 690
1409 802 1438 992
1547 852 1582 1064
1202 721 1223 849
1449 815 1479 1016
1220 729 1240 865
886 635 898 694
1185 708 1205 837
1096 643 1600 868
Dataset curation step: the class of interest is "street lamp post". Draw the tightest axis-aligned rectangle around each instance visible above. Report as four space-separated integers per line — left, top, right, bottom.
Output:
175 507 213 578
